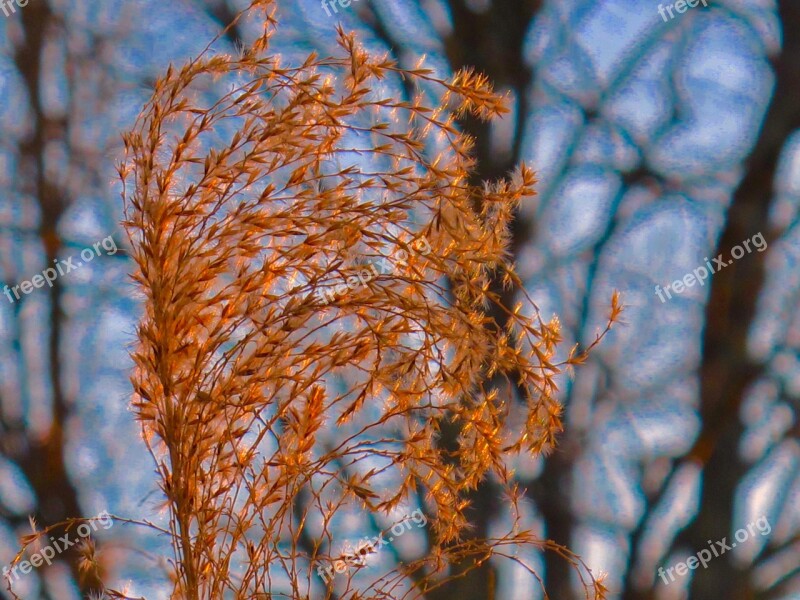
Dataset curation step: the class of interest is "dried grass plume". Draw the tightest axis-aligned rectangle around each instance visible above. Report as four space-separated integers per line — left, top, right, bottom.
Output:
118 1 619 598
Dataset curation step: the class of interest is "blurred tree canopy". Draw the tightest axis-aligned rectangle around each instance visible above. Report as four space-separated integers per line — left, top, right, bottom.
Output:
1 0 799 599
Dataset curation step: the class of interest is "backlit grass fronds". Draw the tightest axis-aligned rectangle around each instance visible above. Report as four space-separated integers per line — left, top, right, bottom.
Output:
119 1 617 598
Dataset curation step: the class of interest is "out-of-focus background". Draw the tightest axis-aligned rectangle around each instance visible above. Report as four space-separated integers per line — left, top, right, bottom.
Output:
0 0 798 598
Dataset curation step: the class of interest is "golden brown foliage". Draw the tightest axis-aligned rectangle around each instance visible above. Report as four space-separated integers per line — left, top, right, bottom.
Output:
117 1 618 598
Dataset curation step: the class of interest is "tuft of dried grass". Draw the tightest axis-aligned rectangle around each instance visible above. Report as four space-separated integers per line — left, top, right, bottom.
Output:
117 1 619 598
